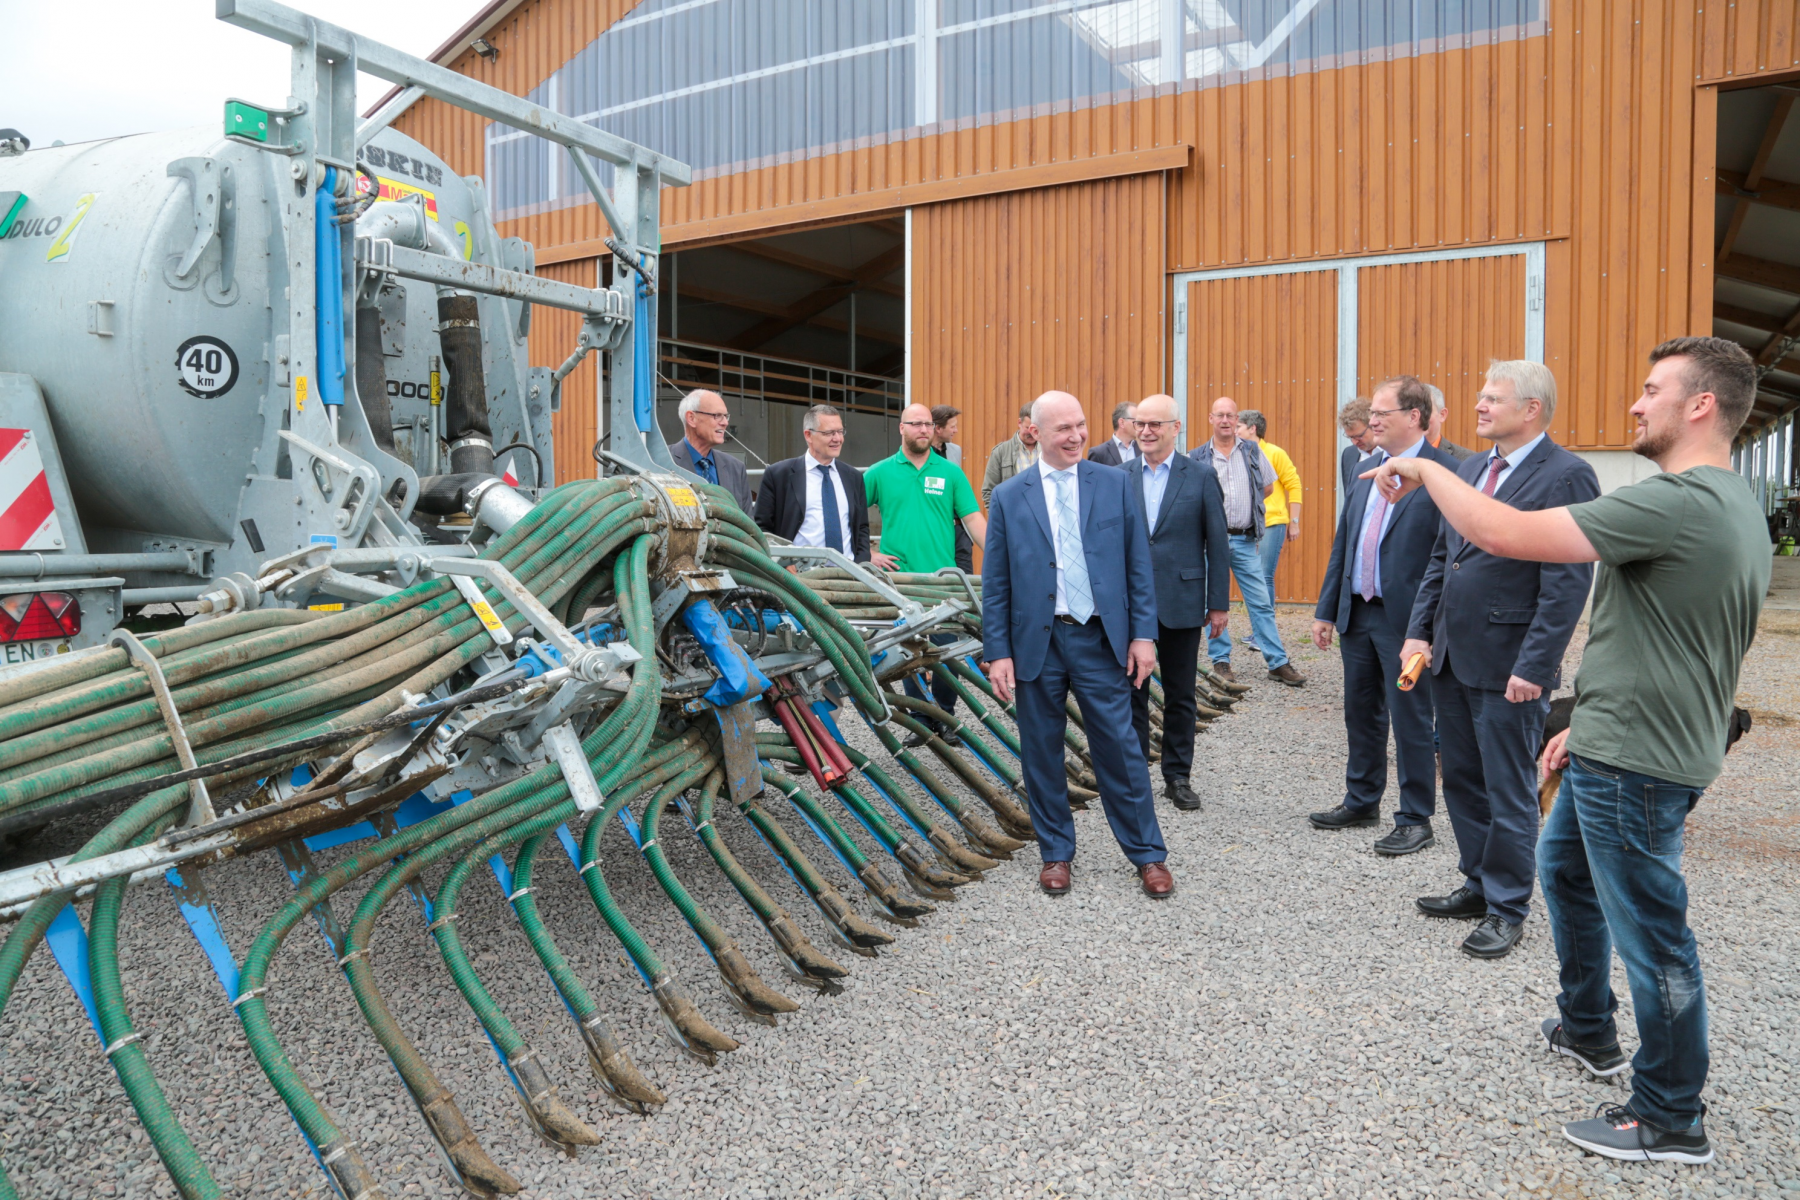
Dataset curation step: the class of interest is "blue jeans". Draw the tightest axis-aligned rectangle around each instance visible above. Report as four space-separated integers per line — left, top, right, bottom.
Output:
1258 522 1287 598
1539 754 1708 1131
1208 534 1289 670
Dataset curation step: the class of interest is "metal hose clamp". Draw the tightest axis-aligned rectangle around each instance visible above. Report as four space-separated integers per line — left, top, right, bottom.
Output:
506 887 535 903
231 986 269 1009
103 1032 144 1058
424 913 460 933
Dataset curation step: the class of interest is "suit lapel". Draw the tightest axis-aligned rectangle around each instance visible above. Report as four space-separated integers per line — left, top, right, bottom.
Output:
1493 438 1551 505
1020 466 1055 551
1154 454 1189 535
1076 460 1097 537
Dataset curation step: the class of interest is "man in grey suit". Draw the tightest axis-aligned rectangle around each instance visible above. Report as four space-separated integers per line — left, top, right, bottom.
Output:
1124 394 1230 811
669 389 753 512
1404 361 1599 958
1086 402 1140 466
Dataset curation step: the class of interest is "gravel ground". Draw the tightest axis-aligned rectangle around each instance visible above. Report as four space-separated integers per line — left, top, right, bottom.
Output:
2 605 1797 1200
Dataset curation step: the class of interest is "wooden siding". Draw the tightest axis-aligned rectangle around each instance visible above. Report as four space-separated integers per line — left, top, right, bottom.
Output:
1187 272 1340 604
1357 256 1529 451
911 174 1166 518
529 258 603 484
393 0 1800 459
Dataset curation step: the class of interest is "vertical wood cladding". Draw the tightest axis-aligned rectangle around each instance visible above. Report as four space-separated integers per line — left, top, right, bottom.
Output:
911 174 1165 510
1357 256 1528 451
529 258 602 484
1187 271 1340 605
395 0 1800 457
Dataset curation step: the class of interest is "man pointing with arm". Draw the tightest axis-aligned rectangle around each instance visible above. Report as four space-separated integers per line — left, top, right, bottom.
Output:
1367 337 1770 1167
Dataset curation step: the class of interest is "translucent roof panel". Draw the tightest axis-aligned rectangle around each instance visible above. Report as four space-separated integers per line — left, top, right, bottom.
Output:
486 0 1541 221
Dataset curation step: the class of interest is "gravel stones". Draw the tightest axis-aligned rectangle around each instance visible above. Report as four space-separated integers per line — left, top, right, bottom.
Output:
1 606 1796 1198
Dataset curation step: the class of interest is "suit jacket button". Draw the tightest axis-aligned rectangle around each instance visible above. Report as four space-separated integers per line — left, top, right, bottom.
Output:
1451 563 1460 570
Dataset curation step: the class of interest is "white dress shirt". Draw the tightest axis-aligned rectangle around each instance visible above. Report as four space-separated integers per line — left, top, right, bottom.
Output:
1140 454 1174 529
1039 457 1080 616
1482 432 1546 494
1350 435 1426 598
792 451 852 550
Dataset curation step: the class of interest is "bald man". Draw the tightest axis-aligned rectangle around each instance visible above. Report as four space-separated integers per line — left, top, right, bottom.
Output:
669 389 752 511
982 390 1172 898
865 403 988 739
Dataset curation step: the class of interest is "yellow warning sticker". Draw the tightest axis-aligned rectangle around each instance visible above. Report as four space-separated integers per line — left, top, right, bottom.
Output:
295 375 308 411
451 575 513 646
665 486 699 508
308 602 345 612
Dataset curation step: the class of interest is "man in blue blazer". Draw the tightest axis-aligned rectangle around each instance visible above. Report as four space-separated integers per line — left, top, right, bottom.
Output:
1403 362 1599 958
1311 376 1460 856
982 391 1172 898
1123 394 1231 811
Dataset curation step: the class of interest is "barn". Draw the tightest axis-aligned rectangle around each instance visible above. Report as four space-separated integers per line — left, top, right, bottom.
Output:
381 0 1800 600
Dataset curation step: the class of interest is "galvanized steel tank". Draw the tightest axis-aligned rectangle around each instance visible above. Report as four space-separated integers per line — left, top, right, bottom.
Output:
0 125 540 571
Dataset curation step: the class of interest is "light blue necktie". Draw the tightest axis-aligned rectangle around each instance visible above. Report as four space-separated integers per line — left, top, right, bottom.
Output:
1051 469 1094 623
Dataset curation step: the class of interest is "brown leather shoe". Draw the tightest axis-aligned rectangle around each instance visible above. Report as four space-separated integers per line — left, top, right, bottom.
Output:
1039 861 1071 895
1138 861 1174 899
1210 661 1235 682
1268 663 1306 687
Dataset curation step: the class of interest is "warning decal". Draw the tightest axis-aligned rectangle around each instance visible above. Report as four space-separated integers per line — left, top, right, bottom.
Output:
0 429 65 551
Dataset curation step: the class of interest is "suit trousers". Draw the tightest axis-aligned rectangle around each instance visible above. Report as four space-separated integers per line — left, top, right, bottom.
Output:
1015 618 1166 866
1435 667 1547 924
1129 622 1206 785
1340 596 1437 825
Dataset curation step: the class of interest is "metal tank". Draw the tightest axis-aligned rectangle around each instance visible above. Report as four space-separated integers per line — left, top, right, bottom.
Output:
0 125 548 580
0 0 690 631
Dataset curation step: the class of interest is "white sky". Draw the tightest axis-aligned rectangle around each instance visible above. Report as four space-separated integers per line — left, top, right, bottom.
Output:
2 1 481 148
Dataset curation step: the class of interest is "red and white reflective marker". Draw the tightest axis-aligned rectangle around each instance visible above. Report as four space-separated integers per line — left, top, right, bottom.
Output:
502 463 519 487
0 429 65 552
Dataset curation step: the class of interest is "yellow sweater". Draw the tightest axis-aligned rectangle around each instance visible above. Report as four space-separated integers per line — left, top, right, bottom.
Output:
1261 440 1304 527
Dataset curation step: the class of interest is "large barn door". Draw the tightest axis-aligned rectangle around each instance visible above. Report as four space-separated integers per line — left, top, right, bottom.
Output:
1186 270 1339 604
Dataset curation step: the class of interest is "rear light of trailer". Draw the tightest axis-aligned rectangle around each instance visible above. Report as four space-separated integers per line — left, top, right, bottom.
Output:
0 592 80 642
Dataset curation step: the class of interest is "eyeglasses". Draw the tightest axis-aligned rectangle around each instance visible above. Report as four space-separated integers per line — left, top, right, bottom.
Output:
696 410 731 423
899 420 934 429
1135 420 1173 432
808 428 846 439
1368 408 1403 419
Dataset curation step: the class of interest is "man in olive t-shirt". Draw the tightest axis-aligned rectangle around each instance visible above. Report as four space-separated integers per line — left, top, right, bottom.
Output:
1368 337 1768 1167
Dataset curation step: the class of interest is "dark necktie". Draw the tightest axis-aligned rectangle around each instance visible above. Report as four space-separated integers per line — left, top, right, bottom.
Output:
817 464 843 553
1481 456 1506 496
695 454 718 485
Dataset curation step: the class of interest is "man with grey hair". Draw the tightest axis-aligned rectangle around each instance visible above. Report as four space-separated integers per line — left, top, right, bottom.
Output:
1427 384 1476 463
1403 360 1598 959
669 389 753 511
754 404 871 561
1087 401 1140 466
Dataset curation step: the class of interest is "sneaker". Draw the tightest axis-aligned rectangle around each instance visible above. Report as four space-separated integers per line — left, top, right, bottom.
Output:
1238 636 1262 653
1561 1103 1714 1164
1540 1018 1629 1077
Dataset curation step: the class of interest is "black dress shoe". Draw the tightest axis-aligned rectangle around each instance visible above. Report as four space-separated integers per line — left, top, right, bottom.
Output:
1417 885 1486 919
1165 779 1203 811
1373 822 1435 856
1309 804 1379 830
1461 913 1524 958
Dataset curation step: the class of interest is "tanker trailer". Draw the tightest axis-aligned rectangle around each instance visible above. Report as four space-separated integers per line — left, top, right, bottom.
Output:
0 0 688 654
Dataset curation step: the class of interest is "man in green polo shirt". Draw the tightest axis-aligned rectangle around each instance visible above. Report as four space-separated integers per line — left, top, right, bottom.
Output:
866 403 988 740
866 404 987 572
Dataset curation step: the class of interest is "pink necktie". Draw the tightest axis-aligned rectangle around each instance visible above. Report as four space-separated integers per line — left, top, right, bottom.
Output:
1481 456 1505 496
1358 458 1387 602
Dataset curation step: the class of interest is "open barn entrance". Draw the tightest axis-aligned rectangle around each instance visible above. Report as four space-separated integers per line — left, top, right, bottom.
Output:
654 218 907 489
1715 83 1800 547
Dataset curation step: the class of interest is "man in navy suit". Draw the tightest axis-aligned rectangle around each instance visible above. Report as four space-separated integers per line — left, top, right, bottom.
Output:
1404 362 1599 958
1310 375 1460 856
982 391 1172 898
1124 394 1230 811
753 404 871 561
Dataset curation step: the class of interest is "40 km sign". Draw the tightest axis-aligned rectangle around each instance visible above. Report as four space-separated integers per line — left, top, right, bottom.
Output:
175 336 239 399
